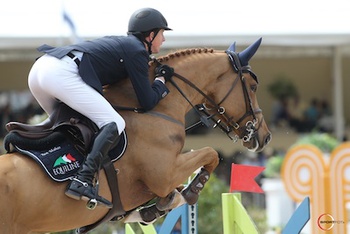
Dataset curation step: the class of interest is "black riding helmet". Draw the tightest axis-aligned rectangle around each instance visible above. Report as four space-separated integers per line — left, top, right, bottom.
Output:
128 8 171 33
128 8 172 54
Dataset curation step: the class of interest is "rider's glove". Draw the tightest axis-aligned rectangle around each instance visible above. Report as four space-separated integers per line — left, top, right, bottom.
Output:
155 64 174 82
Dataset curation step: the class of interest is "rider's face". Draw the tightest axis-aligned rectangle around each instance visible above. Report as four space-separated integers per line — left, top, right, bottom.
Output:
149 29 165 54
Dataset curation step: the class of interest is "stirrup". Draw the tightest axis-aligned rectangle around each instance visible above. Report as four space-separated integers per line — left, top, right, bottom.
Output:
65 178 113 209
84 196 113 210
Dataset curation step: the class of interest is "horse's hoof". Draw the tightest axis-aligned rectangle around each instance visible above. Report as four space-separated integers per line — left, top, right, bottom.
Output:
181 168 210 205
76 226 87 234
156 189 186 211
156 190 176 211
139 204 166 224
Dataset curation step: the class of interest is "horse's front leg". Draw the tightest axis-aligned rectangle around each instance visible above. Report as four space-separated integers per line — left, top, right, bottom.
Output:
146 146 219 201
123 148 218 225
173 146 219 187
171 147 220 206
180 146 219 173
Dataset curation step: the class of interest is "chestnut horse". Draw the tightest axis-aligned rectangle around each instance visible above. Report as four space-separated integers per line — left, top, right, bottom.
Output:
0 38 271 233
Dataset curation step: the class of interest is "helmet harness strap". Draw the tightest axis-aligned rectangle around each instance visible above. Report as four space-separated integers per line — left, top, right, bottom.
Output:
144 29 160 55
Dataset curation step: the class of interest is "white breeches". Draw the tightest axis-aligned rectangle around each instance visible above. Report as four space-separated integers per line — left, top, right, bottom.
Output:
28 53 125 133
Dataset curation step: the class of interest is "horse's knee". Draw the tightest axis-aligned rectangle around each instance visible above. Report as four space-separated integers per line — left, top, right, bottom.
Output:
201 147 219 172
203 146 219 158
211 149 220 165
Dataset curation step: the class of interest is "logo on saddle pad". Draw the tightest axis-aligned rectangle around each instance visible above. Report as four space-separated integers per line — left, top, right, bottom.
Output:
13 130 127 182
15 140 85 182
53 153 81 176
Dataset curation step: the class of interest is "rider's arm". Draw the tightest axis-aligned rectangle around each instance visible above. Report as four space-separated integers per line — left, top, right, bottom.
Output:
125 51 169 110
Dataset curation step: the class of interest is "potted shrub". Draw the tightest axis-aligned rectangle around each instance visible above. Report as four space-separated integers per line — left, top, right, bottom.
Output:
293 132 339 153
267 75 298 100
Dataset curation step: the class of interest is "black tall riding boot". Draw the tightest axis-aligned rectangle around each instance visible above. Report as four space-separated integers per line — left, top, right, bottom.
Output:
65 122 119 209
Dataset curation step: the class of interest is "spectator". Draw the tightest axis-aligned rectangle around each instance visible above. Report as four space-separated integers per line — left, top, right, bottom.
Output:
303 98 320 131
0 104 13 138
288 95 307 132
317 99 334 132
270 98 289 128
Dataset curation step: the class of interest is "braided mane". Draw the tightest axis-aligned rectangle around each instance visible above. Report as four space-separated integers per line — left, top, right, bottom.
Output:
154 48 215 64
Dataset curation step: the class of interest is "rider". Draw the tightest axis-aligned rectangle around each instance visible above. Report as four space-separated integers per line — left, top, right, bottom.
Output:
27 8 174 208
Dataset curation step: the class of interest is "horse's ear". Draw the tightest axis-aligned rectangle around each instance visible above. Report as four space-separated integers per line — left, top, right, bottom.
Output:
238 37 262 66
227 42 236 52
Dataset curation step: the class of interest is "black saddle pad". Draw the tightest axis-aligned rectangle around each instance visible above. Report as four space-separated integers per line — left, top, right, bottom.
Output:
11 131 127 182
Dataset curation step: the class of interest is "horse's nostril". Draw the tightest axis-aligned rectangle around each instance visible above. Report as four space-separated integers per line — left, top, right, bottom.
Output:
265 133 272 145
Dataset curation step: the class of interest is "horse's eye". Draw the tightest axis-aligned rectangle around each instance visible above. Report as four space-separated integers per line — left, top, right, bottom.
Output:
251 85 258 92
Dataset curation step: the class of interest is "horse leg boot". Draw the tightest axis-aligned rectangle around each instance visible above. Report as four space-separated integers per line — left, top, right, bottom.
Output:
122 204 169 225
65 122 119 209
181 167 210 205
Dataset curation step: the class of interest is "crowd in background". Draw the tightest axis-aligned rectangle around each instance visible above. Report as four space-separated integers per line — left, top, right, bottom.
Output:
270 95 334 133
0 90 43 138
0 89 338 137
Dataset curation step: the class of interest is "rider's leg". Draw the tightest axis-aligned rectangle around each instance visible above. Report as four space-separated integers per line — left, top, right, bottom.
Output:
65 122 120 207
28 55 60 128
28 54 126 207
28 54 125 131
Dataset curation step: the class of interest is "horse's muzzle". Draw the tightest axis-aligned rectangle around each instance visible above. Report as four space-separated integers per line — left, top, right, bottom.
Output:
244 131 271 152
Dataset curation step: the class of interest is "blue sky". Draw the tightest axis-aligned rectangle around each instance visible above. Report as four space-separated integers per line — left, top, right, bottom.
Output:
1 0 349 38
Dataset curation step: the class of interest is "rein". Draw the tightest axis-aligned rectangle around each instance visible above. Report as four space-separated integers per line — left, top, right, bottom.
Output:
113 51 261 142
165 51 261 142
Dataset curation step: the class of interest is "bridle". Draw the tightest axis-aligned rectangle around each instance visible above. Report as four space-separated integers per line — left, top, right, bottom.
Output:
163 50 263 143
114 51 263 143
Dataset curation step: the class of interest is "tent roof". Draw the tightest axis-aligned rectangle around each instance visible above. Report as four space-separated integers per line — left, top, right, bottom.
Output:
2 33 350 48
1 33 350 62
2 0 349 36
1 0 350 59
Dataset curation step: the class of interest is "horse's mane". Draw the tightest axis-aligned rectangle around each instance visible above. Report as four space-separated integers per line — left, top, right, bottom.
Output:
153 48 215 64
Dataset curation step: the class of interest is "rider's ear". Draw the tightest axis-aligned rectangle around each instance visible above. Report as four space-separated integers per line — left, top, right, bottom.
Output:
149 31 156 41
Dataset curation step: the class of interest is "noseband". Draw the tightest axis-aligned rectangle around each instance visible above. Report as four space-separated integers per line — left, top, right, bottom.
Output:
166 51 262 142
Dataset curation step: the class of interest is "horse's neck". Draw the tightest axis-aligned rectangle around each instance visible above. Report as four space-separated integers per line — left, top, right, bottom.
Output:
104 51 227 122
157 52 227 114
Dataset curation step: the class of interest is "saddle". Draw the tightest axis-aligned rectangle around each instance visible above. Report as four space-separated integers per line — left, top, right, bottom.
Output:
6 103 98 155
4 103 126 233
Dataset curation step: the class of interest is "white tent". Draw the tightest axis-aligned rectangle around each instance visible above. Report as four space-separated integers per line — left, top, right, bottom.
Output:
0 0 349 139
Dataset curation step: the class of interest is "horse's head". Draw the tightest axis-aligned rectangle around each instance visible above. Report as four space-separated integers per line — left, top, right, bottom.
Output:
114 39 271 152
187 38 271 152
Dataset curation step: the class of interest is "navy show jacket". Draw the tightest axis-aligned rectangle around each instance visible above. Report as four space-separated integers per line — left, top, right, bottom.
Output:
37 35 169 111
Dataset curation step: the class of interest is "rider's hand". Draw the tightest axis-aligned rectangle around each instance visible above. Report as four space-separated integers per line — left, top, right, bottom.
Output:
155 64 174 82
